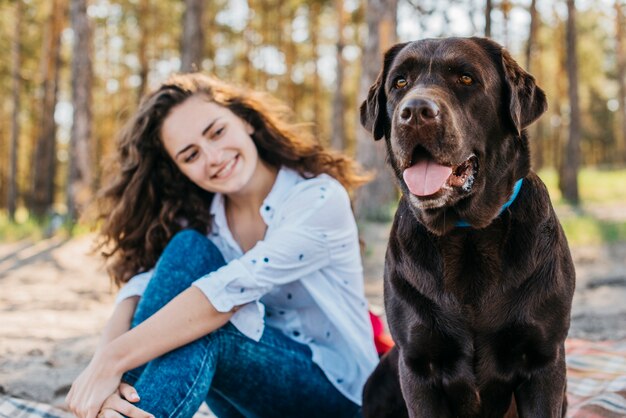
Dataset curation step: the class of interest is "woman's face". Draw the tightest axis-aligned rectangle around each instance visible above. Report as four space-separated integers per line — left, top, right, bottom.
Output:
161 95 259 196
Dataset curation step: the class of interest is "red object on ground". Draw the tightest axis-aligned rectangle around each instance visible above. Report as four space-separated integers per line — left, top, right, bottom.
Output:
369 311 395 355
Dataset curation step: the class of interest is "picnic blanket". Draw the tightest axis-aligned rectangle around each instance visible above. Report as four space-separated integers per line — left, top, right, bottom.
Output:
2 338 625 418
566 338 626 417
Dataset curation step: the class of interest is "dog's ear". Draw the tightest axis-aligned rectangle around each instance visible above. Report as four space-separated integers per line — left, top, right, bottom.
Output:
501 48 548 135
472 37 547 135
360 42 408 141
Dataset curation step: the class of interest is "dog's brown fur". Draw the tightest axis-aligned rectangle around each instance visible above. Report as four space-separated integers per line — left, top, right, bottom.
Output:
360 37 575 418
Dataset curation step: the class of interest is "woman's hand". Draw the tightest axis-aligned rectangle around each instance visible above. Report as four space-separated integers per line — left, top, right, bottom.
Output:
65 350 123 418
97 383 154 418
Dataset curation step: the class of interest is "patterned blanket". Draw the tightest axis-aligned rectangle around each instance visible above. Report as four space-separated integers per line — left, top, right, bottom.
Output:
566 339 626 417
2 338 625 418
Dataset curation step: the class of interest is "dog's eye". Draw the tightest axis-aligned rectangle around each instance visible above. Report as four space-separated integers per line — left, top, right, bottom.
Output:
394 78 408 89
459 75 474 86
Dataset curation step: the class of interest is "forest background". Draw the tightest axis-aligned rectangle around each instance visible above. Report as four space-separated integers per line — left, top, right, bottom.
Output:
1 0 626 412
1 0 626 242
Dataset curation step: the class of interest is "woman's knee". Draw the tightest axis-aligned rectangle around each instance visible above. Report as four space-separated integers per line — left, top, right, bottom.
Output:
159 229 226 274
132 230 226 325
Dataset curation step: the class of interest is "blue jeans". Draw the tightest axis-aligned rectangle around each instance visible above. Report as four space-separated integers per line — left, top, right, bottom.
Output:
122 230 361 418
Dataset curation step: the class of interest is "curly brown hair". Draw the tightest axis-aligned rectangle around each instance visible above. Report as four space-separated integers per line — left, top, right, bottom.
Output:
96 73 369 287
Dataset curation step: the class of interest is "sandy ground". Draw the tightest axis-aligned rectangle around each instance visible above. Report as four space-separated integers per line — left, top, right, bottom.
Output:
1 221 626 409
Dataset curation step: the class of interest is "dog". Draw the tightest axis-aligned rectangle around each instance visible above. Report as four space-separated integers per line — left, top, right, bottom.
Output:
360 37 575 418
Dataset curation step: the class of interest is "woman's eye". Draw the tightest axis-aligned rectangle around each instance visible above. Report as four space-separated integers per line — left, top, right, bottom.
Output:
213 127 225 138
459 74 474 86
394 77 408 89
184 151 198 163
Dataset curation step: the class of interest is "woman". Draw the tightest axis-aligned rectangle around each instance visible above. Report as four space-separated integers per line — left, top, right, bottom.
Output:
66 73 379 418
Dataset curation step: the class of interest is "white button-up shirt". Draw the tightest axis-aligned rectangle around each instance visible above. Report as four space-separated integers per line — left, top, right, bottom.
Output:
116 167 379 405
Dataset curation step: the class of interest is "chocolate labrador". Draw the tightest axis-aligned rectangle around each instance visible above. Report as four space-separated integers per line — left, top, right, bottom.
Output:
360 37 575 418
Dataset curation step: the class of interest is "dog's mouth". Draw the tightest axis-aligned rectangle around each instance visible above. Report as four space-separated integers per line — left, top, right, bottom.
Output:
402 147 477 197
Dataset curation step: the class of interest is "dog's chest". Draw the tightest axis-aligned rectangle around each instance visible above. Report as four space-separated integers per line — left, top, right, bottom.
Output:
439 232 507 307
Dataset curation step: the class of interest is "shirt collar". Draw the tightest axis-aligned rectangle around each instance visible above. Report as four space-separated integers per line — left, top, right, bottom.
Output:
209 166 302 227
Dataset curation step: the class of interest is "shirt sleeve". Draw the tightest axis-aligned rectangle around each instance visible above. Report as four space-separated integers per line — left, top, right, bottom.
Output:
192 177 356 337
115 270 154 304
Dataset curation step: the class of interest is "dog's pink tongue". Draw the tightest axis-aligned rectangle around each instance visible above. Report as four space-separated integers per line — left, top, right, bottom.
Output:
403 160 453 196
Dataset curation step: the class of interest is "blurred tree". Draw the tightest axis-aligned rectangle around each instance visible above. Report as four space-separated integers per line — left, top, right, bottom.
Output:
30 0 66 219
526 0 538 72
501 0 512 48
137 0 150 101
525 0 544 170
67 0 94 222
485 0 492 37
355 0 398 221
181 0 205 72
616 0 626 162
311 1 322 140
560 0 581 204
331 0 346 151
282 2 297 111
8 0 22 221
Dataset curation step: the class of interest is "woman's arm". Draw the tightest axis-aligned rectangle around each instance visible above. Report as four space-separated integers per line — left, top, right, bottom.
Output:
109 286 233 371
66 287 233 418
97 296 139 348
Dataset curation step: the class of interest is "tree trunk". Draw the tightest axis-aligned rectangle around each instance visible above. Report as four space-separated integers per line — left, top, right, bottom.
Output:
331 0 347 151
355 0 398 221
560 0 581 204
31 0 65 219
526 0 538 72
525 0 543 170
180 0 204 72
67 0 94 223
8 0 22 222
311 1 321 140
501 0 512 48
137 0 150 102
243 0 254 83
485 0 492 38
615 0 626 164
284 4 297 113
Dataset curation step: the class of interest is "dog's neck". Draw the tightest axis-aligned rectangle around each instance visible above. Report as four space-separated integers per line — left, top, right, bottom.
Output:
454 178 523 228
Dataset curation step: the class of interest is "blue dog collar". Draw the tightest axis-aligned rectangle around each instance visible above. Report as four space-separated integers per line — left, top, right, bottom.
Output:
455 179 524 228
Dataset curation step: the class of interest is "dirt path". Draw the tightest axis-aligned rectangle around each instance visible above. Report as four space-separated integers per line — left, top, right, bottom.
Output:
1 225 626 407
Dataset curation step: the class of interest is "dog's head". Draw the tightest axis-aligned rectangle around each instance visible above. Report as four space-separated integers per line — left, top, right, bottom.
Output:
360 37 547 234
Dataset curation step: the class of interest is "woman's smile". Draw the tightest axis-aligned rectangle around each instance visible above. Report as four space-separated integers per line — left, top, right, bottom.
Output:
212 154 240 180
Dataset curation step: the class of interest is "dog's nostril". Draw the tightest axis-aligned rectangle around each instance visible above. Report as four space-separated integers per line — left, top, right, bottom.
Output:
400 107 412 121
420 102 440 119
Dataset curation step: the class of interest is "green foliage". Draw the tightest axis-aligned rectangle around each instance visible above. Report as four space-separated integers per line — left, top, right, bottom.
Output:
538 167 626 244
0 211 44 242
0 209 91 242
559 216 626 245
538 167 626 204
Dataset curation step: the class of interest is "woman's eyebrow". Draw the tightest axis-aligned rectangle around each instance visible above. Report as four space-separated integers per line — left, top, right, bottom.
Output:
202 117 221 136
175 144 194 159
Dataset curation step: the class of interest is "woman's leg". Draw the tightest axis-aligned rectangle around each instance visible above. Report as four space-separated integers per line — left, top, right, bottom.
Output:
122 229 360 418
121 229 226 416
204 324 361 418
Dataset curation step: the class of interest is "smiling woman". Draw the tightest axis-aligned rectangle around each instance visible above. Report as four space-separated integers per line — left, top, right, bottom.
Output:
161 96 263 199
65 73 378 418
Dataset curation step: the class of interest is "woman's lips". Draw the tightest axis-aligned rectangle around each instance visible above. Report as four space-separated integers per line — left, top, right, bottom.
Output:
213 155 239 179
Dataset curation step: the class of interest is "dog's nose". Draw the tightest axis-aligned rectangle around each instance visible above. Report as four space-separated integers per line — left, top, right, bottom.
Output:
399 98 440 126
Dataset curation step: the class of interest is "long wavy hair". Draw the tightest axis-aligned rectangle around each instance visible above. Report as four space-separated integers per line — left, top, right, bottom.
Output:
96 73 369 287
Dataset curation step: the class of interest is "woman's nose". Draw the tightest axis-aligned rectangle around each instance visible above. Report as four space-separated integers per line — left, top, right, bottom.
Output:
204 145 224 166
